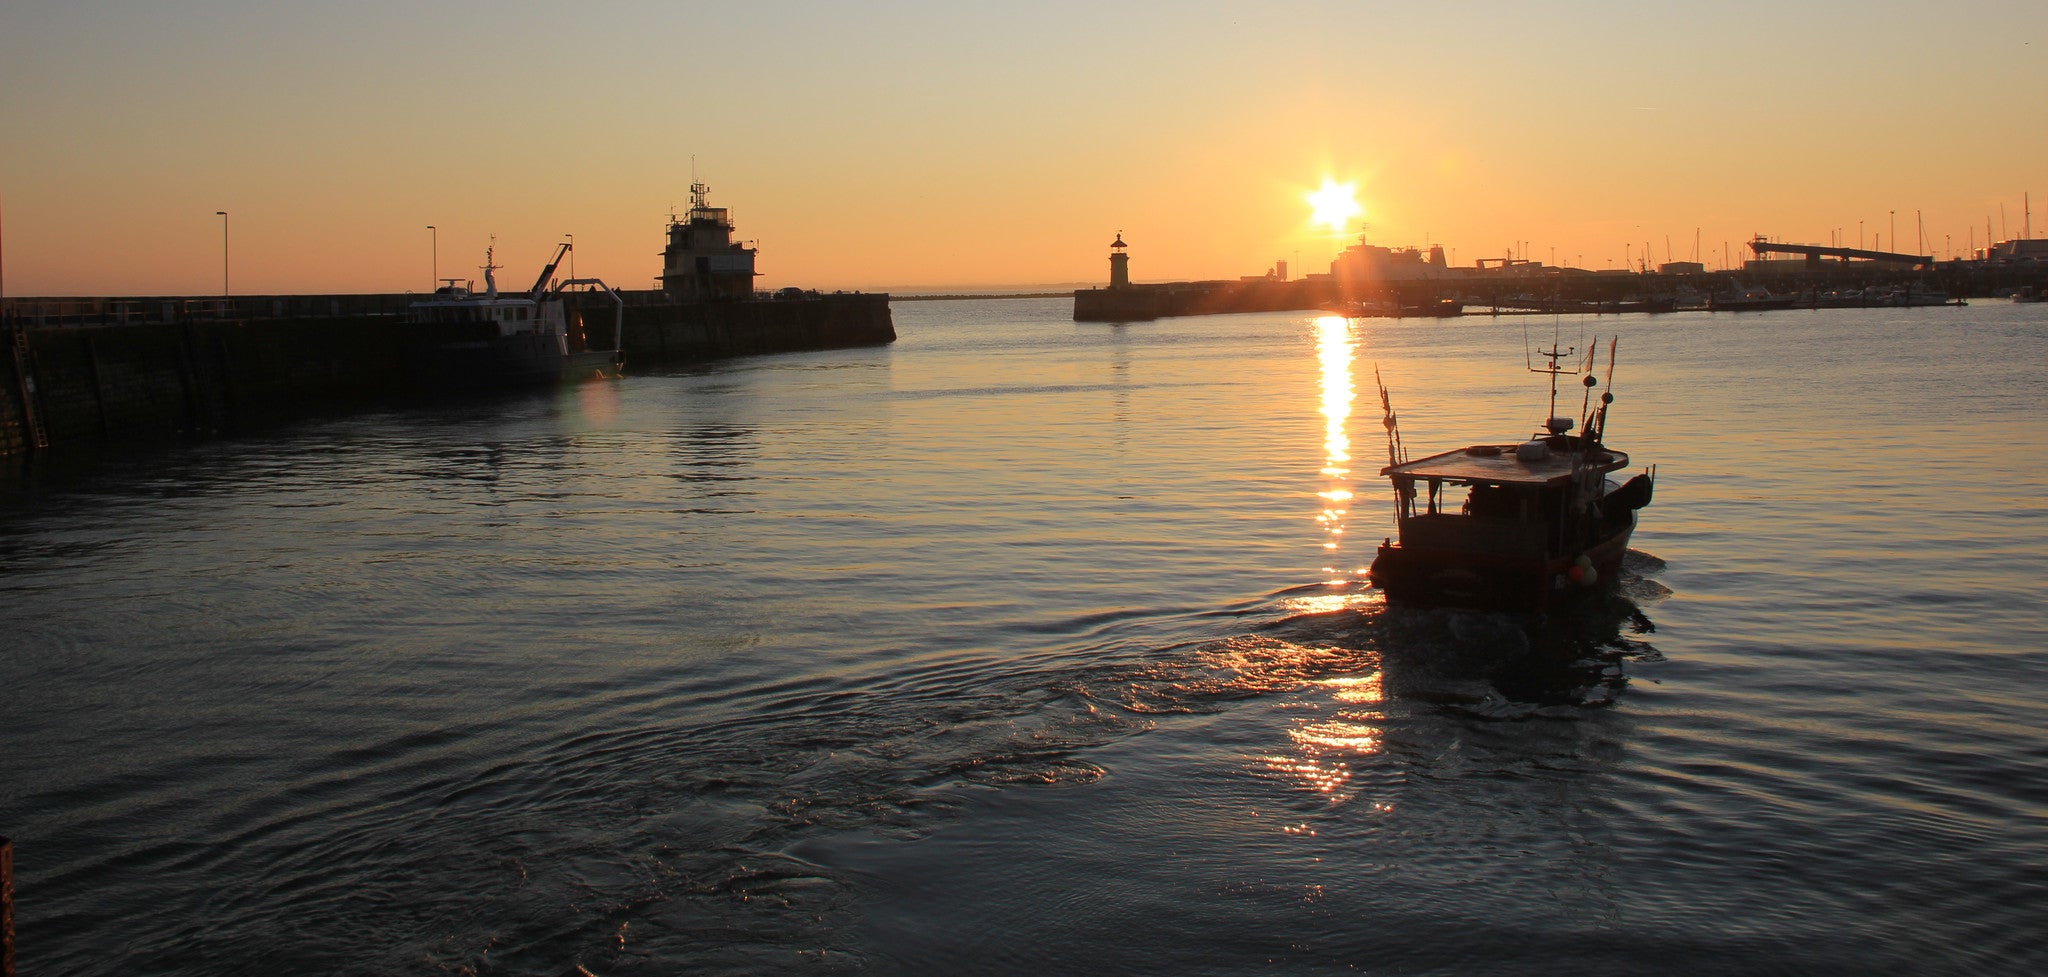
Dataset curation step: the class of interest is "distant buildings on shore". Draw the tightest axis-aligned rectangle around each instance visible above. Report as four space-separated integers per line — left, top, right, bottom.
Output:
1104 227 2048 290
1075 226 2046 321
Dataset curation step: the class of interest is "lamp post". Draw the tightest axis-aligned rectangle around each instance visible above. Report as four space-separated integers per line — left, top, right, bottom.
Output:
427 225 437 291
565 233 575 282
1889 210 1896 255
215 211 229 298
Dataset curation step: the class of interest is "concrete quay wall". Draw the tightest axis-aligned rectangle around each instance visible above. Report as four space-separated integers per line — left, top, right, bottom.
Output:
1 314 423 459
1 293 894 459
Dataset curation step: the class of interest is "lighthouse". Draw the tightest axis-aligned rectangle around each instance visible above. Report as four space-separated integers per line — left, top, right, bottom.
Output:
1108 232 1131 289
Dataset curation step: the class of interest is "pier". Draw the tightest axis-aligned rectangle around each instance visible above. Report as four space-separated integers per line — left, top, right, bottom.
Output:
1747 241 1933 269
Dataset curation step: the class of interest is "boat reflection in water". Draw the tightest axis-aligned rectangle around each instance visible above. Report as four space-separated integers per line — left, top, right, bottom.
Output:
1374 561 1669 714
1264 563 1665 711
1243 567 1666 816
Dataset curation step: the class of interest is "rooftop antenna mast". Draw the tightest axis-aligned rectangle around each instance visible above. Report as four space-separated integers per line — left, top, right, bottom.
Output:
479 235 501 297
689 156 709 211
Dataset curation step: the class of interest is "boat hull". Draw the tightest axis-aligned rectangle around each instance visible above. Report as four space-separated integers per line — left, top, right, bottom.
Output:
417 335 623 391
1369 516 1635 614
1707 295 1798 312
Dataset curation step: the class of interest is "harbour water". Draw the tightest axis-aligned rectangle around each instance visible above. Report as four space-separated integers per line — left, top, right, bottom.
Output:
3 298 2046 975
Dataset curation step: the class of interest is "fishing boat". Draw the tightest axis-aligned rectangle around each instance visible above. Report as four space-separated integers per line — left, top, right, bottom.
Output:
1367 338 1655 613
408 241 625 390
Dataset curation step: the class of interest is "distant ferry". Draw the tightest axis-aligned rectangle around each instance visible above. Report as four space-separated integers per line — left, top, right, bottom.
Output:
408 242 624 389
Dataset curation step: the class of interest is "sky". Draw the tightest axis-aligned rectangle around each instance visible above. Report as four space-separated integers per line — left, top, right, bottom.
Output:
3 0 2045 295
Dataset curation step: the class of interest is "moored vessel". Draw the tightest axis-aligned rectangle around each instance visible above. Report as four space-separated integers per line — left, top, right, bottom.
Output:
1707 280 1798 311
1368 338 1655 613
408 241 624 389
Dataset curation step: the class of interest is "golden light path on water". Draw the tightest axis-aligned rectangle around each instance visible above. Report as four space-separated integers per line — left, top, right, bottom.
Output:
1279 314 1379 615
1315 315 1356 583
1258 669 1391 805
1255 315 1389 805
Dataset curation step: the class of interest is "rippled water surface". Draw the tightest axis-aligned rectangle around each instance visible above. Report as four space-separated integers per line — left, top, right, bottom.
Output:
4 299 2046 975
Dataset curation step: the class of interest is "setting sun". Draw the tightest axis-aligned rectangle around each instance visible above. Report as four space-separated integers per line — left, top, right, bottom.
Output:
1306 178 1363 234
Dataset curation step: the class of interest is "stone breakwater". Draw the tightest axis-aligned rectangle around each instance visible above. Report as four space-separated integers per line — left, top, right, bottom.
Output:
0 292 893 459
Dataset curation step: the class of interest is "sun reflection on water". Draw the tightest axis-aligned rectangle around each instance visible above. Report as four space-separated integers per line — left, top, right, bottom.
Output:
566 375 623 427
1314 315 1357 582
1275 590 1382 616
1258 671 1388 808
1322 672 1383 705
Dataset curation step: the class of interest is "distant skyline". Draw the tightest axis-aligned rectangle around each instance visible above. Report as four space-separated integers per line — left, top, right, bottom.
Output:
4 0 2045 295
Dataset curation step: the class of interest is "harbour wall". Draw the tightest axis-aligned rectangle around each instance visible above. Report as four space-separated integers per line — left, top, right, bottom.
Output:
0 292 893 459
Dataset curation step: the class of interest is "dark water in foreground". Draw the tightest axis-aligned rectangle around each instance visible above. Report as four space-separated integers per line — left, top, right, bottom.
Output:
3 299 2046 975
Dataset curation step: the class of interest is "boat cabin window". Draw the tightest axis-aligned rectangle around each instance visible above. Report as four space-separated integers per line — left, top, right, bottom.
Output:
1432 481 1469 516
1402 479 1476 518
1463 483 1515 519
1395 478 1545 524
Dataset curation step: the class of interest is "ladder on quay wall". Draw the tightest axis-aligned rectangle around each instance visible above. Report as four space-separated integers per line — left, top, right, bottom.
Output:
10 326 49 451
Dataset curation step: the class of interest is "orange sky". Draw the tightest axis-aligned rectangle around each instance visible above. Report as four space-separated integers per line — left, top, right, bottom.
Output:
4 1 2045 295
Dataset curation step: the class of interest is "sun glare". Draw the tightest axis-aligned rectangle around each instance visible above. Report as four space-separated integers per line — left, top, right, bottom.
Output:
1307 178 1362 234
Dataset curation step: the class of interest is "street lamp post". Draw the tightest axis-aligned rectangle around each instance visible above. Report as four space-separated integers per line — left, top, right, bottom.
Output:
215 211 229 299
427 225 437 291
566 233 575 282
